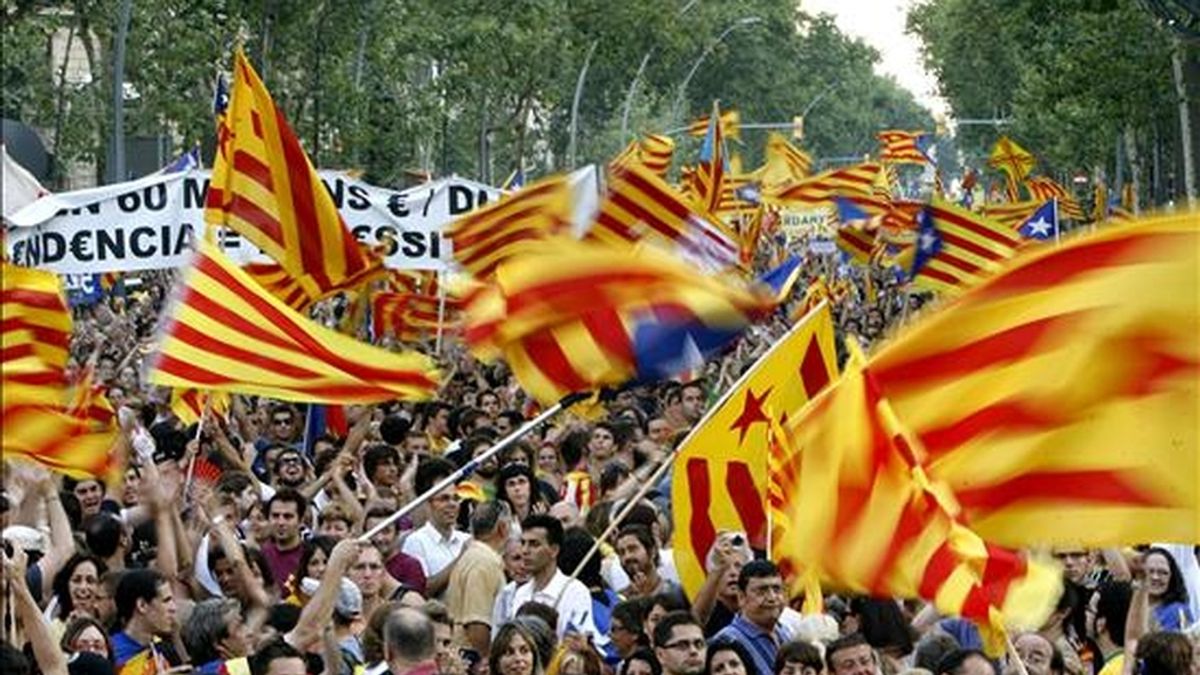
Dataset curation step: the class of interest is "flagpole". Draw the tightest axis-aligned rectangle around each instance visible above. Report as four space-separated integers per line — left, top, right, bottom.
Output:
434 271 447 356
359 391 590 542
556 303 831 606
1053 197 1061 244
182 396 211 504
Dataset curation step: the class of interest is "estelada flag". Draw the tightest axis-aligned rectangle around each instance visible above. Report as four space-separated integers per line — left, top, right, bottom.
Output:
670 303 838 598
871 211 1199 547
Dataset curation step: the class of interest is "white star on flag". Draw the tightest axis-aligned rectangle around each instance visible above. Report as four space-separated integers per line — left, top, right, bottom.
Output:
920 231 938 251
1025 217 1053 238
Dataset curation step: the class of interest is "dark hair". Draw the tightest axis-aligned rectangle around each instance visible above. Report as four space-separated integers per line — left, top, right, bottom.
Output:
558 527 606 594
559 429 592 469
53 553 107 617
0 642 29 675
937 649 996 675
515 601 559 635
776 641 823 674
849 596 914 656
496 462 541 511
612 598 648 638
265 487 308 518
1143 547 1189 606
249 638 305 675
652 610 699 649
498 410 525 429
738 559 781 591
115 568 165 626
622 648 662 675
265 603 301 634
617 524 659 563
1095 581 1133 646
471 501 509 538
490 622 544 675
707 639 754 675
209 544 275 592
83 513 124 559
826 634 874 672
650 590 689 617
1135 631 1194 675
296 536 337 582
363 444 401 482
415 457 455 495
182 598 240 666
379 415 412 445
522 513 564 547
215 471 254 498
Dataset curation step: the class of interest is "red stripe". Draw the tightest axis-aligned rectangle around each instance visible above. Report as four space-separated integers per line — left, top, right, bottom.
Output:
918 400 1068 458
457 227 548 269
2 287 68 311
275 108 334 289
873 312 1089 391
580 307 634 364
170 321 326 379
225 195 287 248
929 205 1020 247
192 253 436 388
954 470 1165 512
918 540 960 599
726 461 767 549
519 331 590 393
686 458 718 575
155 354 400 399
915 264 965 288
232 150 274 192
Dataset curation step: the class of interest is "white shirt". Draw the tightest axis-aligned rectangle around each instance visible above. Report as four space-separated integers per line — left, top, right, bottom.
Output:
401 521 470 577
504 569 606 647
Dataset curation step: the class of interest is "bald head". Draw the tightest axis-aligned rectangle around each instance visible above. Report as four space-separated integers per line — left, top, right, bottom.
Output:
384 607 435 666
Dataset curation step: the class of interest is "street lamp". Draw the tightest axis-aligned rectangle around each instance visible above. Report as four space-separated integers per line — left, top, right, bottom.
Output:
671 16 764 124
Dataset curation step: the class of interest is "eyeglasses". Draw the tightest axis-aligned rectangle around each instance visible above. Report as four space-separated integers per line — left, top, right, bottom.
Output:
746 583 785 598
272 418 292 426
663 639 706 652
278 456 302 466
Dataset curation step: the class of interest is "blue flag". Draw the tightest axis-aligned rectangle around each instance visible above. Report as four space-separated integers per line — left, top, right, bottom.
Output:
1017 200 1057 241
909 209 943 277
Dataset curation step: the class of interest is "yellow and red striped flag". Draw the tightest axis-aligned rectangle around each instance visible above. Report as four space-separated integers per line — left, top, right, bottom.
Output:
981 200 1043 229
871 212 1199 547
68 365 115 429
2 263 72 378
768 345 1060 654
670 304 838 598
588 163 741 272
765 162 882 209
1023 176 1084 220
371 290 460 342
446 175 572 279
756 133 812 190
688 101 730 215
908 199 1022 295
170 388 231 426
877 130 932 164
464 238 774 406
146 240 439 404
242 262 315 311
610 134 675 180
205 49 383 306
687 108 740 140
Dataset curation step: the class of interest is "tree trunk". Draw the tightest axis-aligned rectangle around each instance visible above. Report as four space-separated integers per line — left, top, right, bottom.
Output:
1124 124 1141 215
50 22 78 189
1172 37 1197 206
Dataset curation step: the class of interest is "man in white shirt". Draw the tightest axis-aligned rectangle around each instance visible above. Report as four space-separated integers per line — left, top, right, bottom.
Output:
400 458 470 597
495 514 603 646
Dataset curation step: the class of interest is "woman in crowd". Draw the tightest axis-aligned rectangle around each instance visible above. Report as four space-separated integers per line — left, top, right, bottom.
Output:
491 621 546 675
1142 547 1193 631
707 639 755 675
50 553 107 628
60 616 114 663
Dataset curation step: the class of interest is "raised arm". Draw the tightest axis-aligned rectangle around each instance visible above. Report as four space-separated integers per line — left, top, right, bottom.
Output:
286 538 361 650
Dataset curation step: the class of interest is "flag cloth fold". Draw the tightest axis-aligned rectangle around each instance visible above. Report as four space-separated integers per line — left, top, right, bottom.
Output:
687 108 740 140
463 238 774 406
1024 176 1084 220
670 304 838 598
610 135 675 179
587 163 740 272
2 263 73 376
988 137 1036 201
690 102 730 215
765 162 883 208
447 175 572 279
908 199 1022 295
756 133 812 190
768 345 1060 655
204 49 383 306
871 211 1199 547
146 240 439 404
877 130 933 164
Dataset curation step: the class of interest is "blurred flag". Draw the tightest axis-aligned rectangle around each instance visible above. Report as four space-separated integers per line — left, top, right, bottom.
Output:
756 133 812 189
871 211 1199 547
981 200 1043 229
1016 200 1057 241
464 238 774 405
447 175 572 279
2 263 72 377
68 365 115 429
588 163 740 272
242 262 315 311
205 49 383 308
687 108 740 140
610 134 675 180
146 240 439 403
157 144 202 175
877 130 933 164
670 303 837 598
769 345 1060 655
500 167 527 191
2 142 50 219
171 389 230 426
766 162 883 209
908 199 1021 294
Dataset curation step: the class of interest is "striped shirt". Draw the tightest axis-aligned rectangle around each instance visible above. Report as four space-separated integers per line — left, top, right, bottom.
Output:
710 614 793 675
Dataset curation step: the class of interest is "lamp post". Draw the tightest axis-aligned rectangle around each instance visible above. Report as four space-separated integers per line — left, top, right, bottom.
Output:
671 16 763 124
567 40 599 170
109 0 133 183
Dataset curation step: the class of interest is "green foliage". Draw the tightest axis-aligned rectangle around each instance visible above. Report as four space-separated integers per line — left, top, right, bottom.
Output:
4 0 934 188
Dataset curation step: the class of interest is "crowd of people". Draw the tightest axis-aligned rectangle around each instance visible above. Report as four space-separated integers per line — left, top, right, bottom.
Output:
1 244 1197 675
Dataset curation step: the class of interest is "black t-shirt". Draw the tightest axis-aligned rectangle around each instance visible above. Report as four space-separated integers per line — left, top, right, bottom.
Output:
705 600 736 637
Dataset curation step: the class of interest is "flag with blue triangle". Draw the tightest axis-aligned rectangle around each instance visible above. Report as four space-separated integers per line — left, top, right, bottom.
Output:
1017 200 1057 241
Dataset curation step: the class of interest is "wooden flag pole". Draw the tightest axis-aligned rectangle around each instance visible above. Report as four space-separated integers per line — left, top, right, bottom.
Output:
182 395 212 504
434 271 448 356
